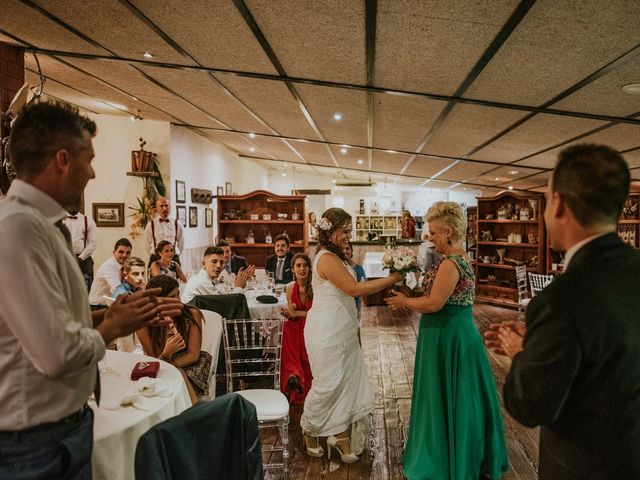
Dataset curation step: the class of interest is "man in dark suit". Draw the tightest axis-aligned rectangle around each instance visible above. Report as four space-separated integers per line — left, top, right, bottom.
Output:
217 240 249 274
485 144 640 479
265 234 294 284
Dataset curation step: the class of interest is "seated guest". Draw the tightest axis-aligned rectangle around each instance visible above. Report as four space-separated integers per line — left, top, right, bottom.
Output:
181 246 253 304
150 240 187 282
265 234 294 284
280 254 314 404
113 257 147 296
88 238 132 307
138 275 212 405
217 239 249 274
342 241 366 321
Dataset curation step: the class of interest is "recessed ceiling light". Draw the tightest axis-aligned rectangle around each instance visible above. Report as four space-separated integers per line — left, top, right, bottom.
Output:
333 113 342 121
282 172 287 177
130 116 136 122
332 179 336 184
494 176 500 181
357 159 364 165
249 133 256 139
131 96 138 101
143 52 154 58
508 185 514 190
283 162 288 167
340 147 348 154
249 147 256 152
508 170 519 175
622 83 640 96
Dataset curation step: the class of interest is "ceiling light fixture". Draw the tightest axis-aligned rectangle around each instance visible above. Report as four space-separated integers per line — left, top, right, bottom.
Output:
357 159 364 165
508 185 514 190
332 179 336 184
283 162 288 167
333 113 342 121
282 172 287 177
143 52 154 58
622 83 640 96
508 170 519 175
340 147 348 154
249 147 256 152
494 176 500 181
249 132 256 139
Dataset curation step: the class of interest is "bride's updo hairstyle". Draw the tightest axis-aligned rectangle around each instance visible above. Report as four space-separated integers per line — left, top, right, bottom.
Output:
425 201 466 242
316 207 352 262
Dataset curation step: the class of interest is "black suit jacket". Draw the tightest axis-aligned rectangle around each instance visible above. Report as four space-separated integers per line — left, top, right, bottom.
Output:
226 254 248 274
265 251 294 284
504 233 640 479
135 393 262 480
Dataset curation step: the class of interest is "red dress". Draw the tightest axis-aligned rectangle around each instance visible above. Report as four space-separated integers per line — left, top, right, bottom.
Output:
280 281 313 404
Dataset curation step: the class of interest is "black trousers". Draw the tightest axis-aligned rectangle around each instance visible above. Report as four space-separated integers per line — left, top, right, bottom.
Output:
77 256 94 291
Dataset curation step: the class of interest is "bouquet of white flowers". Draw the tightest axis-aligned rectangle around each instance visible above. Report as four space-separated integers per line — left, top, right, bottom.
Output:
382 246 422 286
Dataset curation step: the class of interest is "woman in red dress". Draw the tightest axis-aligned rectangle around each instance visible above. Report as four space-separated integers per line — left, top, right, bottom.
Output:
280 253 313 403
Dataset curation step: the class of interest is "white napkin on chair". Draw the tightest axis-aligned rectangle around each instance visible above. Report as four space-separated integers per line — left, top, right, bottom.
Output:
100 378 174 411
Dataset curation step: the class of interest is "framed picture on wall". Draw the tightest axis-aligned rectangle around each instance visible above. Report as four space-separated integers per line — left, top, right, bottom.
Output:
176 180 186 203
205 208 213 227
216 186 224 196
177 206 186 227
189 206 198 227
93 203 124 227
225 181 232 195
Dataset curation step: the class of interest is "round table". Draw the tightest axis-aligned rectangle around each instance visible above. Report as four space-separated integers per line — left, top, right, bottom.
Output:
91 350 191 480
245 293 288 319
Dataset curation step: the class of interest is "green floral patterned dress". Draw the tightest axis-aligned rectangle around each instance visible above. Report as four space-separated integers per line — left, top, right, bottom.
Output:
403 255 509 479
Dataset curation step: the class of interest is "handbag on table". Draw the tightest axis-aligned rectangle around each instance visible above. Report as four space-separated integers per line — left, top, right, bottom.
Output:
131 361 160 380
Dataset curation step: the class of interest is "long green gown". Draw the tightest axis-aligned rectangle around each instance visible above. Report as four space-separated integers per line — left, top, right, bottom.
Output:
403 255 509 480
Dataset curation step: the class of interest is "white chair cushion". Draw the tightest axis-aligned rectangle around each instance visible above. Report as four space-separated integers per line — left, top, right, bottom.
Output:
237 389 289 421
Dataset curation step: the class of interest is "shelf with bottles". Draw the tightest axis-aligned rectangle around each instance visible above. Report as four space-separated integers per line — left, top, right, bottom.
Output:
618 193 639 249
475 191 545 307
217 190 307 267
466 206 478 259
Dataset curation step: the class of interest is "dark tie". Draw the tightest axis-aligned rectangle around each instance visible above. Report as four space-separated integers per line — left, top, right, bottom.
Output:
55 219 101 405
159 218 170 223
276 258 284 280
67 215 77 219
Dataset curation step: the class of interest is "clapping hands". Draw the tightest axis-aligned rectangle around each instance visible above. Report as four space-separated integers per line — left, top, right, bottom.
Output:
483 320 526 358
235 265 257 288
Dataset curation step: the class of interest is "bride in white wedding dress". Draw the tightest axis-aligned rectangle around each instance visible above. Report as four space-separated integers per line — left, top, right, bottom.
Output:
300 208 402 463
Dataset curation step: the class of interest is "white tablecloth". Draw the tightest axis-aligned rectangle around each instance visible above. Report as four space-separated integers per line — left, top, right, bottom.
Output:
91 350 191 480
362 251 386 278
246 295 288 319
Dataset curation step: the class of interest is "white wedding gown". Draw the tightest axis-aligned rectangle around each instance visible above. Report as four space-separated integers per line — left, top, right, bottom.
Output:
301 250 374 453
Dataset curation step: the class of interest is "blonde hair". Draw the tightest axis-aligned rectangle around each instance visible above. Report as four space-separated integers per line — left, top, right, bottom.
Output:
124 256 146 273
425 202 466 242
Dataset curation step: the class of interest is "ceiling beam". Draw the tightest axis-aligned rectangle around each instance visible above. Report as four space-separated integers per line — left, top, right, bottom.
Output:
15 46 640 127
400 0 536 182
365 0 377 174
232 0 341 170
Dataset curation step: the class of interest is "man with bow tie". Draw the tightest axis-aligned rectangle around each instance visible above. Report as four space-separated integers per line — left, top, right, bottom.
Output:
145 196 184 266
62 207 97 290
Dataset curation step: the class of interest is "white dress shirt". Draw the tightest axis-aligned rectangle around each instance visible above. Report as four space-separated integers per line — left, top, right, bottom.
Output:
145 215 184 256
181 268 242 304
88 256 123 305
0 180 105 430
62 211 97 260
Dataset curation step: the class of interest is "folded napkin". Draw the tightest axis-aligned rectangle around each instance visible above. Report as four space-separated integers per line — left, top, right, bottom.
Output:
100 377 174 411
406 272 418 290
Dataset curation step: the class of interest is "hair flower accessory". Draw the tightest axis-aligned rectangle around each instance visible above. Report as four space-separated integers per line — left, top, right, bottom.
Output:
318 217 333 231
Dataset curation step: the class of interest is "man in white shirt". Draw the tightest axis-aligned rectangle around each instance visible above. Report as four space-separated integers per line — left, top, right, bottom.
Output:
63 206 97 289
182 246 252 303
0 101 182 479
145 196 184 265
88 238 132 307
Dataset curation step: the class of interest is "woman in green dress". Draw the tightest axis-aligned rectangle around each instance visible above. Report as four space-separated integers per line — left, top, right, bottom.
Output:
385 201 509 479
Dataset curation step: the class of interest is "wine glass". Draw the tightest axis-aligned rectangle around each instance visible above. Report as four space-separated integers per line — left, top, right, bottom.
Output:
496 248 506 264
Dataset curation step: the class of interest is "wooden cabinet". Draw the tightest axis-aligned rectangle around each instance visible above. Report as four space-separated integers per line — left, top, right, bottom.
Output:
354 214 423 241
475 192 545 307
217 190 308 267
546 192 640 274
466 206 477 262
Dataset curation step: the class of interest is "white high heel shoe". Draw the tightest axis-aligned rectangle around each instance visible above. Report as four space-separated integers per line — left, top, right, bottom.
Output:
327 435 358 463
303 433 324 458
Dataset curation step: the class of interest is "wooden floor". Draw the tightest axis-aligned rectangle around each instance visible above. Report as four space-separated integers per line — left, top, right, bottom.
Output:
264 303 539 479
